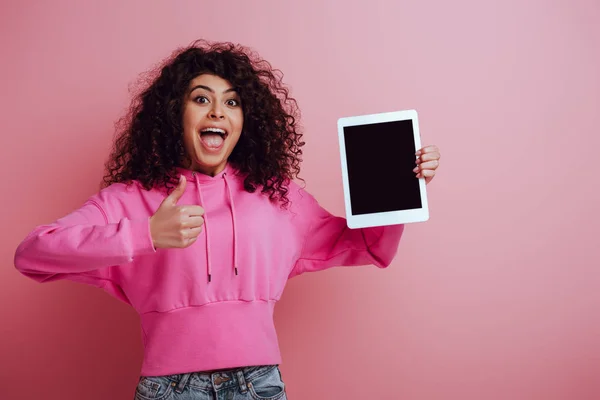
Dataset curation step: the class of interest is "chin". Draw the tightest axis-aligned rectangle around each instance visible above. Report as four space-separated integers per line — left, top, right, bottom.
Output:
192 155 227 173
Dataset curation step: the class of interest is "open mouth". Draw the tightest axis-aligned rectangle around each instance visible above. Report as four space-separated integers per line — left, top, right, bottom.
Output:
199 127 228 149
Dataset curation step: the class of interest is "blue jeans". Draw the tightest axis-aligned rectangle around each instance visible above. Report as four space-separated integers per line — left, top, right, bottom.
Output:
134 365 287 400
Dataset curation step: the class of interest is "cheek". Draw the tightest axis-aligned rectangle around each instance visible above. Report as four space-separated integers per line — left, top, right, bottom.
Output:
233 112 244 132
232 120 244 143
182 109 196 132
181 119 197 149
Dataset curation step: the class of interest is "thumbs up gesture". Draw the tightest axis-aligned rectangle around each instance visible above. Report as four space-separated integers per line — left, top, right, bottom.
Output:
149 175 205 249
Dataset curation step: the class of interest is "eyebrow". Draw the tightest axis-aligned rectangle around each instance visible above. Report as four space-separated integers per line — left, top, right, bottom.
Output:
188 85 238 95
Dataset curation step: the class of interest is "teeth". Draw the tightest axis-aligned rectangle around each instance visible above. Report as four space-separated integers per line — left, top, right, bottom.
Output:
201 128 226 134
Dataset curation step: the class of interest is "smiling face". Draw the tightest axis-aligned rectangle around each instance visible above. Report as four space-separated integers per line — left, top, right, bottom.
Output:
181 74 244 176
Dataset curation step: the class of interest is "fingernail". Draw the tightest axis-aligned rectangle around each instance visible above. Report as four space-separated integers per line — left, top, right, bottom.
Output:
413 167 419 172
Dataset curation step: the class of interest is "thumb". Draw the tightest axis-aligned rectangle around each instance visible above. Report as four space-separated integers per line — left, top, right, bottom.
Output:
165 175 187 205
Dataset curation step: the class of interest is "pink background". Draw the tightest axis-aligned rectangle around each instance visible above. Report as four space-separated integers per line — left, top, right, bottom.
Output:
1 1 599 399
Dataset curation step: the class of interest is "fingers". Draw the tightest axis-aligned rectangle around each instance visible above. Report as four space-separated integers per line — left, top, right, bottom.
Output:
417 169 435 179
184 205 205 217
166 175 187 205
177 205 204 218
185 226 204 238
414 145 440 183
174 226 203 248
183 216 205 229
416 145 439 156
413 160 439 172
416 151 440 164
182 236 199 247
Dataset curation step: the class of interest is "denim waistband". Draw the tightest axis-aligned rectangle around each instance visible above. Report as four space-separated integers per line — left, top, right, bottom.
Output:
160 365 278 394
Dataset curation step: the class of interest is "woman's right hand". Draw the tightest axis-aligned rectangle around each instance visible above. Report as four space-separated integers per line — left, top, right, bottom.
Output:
149 175 205 249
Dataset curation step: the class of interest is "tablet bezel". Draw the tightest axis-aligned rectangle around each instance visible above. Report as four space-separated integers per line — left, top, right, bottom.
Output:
337 109 429 229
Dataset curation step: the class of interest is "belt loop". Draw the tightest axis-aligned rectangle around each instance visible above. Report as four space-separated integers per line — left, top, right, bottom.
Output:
174 373 191 394
236 370 248 393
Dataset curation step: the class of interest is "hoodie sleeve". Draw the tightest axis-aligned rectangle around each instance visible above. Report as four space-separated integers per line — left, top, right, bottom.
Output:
14 198 156 297
288 187 404 279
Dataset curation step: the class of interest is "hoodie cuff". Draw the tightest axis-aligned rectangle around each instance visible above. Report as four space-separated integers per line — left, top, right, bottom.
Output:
128 217 157 256
362 224 405 267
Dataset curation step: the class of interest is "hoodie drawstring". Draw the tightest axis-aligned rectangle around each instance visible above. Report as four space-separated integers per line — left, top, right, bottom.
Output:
223 172 239 276
193 170 238 283
194 173 212 282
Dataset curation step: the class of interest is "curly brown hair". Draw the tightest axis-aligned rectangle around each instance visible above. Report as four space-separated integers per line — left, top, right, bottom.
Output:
103 40 304 206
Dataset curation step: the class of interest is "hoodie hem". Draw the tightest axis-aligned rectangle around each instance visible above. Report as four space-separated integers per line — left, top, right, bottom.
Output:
139 300 281 376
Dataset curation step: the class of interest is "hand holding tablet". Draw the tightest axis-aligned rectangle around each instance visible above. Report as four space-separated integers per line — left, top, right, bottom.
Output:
338 109 432 229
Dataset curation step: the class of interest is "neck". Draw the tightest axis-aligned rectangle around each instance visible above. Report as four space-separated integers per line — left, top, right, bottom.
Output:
186 162 228 177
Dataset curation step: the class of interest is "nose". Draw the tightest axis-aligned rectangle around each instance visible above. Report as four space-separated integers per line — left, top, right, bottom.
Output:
209 103 225 119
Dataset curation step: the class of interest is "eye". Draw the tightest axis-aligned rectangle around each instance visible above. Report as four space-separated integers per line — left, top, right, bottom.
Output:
226 99 240 107
194 96 209 104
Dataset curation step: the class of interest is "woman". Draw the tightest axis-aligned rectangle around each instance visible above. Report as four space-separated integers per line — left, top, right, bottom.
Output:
14 40 441 400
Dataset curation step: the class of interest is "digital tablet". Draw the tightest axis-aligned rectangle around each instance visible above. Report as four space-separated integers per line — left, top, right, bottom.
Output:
337 109 429 229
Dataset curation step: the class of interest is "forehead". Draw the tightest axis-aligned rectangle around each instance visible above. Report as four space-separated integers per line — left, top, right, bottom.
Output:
188 74 235 91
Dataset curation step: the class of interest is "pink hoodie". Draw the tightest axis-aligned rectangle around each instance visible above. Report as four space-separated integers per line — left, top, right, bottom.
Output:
14 164 404 376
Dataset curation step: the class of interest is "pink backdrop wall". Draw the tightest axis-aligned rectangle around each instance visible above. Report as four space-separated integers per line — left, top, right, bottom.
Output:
1 1 599 399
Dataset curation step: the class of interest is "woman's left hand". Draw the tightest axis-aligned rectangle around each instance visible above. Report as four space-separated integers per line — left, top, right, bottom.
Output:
414 145 441 184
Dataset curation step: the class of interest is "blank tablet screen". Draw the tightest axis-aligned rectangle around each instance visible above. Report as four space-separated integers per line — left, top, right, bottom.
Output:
343 119 422 215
